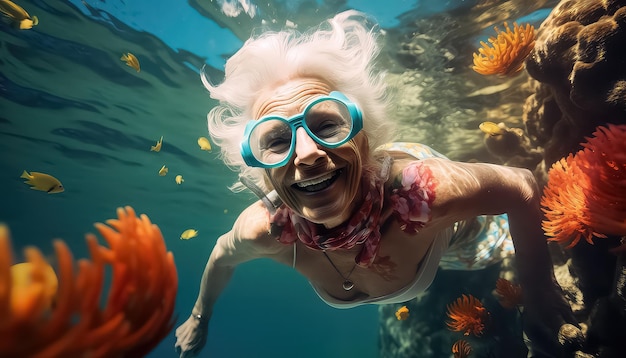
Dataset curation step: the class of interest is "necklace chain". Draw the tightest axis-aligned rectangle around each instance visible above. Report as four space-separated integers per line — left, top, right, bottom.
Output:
322 251 357 291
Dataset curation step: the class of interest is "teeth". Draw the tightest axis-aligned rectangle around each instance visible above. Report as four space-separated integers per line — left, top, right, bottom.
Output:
296 172 335 188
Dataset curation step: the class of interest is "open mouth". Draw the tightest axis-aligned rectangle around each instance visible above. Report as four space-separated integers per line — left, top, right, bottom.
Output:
293 170 340 193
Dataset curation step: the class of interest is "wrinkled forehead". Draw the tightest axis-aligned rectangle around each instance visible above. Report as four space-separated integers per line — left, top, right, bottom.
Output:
252 79 332 119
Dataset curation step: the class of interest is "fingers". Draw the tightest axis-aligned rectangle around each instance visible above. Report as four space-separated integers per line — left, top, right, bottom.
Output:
174 318 207 358
177 345 195 358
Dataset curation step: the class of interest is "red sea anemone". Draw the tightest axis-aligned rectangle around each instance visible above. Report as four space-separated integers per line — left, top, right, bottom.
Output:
495 278 523 309
446 294 489 336
579 125 626 237
452 339 472 358
541 124 626 252
0 206 178 357
541 153 599 248
472 22 535 76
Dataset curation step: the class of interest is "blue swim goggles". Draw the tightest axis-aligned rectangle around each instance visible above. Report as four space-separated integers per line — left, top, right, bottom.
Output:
240 91 363 168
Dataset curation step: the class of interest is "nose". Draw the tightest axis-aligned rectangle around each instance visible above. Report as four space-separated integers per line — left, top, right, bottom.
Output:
293 127 326 166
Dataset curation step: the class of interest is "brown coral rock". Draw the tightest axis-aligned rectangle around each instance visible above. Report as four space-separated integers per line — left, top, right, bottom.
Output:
523 0 626 169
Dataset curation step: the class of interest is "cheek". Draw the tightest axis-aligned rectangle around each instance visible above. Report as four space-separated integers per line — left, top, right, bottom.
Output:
342 133 370 168
262 171 275 191
266 169 296 205
342 140 364 195
355 133 370 157
266 169 283 192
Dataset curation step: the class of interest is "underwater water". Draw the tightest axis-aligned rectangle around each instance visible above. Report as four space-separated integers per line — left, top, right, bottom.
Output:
0 0 558 357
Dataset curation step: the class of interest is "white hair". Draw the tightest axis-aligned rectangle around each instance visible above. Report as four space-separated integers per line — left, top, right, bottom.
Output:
203 10 395 193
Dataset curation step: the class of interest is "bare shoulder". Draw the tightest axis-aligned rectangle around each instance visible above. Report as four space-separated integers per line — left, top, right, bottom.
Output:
387 157 538 225
229 201 291 258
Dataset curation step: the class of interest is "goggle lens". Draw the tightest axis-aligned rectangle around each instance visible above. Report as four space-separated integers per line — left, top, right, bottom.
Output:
248 99 354 166
249 119 292 166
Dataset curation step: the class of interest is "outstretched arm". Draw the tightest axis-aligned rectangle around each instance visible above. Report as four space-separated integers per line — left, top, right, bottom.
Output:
420 158 555 287
390 156 549 281
400 158 580 355
175 201 285 357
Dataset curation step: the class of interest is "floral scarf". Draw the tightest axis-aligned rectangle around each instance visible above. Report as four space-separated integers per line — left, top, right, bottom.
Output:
269 160 389 267
269 157 435 268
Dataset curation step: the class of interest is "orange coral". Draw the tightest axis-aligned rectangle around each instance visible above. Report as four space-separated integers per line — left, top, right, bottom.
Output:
541 154 601 248
541 124 626 252
446 294 489 336
495 278 523 309
472 22 535 76
452 339 472 358
579 125 626 241
0 206 178 357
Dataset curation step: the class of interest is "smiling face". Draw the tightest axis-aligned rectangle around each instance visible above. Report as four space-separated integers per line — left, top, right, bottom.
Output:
253 79 370 228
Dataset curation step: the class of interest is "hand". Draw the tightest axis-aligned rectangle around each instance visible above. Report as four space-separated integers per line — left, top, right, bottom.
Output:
522 281 582 357
175 314 209 358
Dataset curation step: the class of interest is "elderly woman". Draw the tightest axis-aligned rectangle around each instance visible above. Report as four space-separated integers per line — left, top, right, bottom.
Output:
175 11 578 357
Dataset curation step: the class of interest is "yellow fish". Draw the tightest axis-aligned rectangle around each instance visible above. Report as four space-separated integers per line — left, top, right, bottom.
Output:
151 136 163 152
395 305 409 320
0 0 38 29
158 165 168 176
197 137 212 151
175 174 184 184
180 229 198 240
479 121 505 136
21 170 64 193
121 52 140 72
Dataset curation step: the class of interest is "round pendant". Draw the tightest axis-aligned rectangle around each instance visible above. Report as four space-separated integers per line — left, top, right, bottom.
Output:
342 280 354 291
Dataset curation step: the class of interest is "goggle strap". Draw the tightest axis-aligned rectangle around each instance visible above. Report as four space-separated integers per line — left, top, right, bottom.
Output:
239 175 283 214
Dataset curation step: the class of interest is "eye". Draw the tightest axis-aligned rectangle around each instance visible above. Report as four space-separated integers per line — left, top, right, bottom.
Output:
306 100 352 142
265 138 290 153
261 131 291 153
313 118 343 138
308 114 350 142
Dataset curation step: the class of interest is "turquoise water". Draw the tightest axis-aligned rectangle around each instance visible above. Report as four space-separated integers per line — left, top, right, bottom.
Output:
0 1 553 357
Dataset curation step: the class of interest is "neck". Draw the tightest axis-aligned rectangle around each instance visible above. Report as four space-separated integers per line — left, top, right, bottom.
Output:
321 188 364 230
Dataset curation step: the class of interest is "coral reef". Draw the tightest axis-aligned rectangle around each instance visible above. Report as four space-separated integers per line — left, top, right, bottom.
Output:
521 1 626 355
542 124 626 250
523 0 626 170
0 206 178 357
481 121 543 167
495 277 523 309
386 3 550 168
381 0 626 357
473 22 536 77
452 339 472 358
541 124 626 356
379 259 528 357
446 294 489 336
